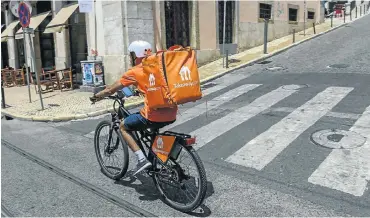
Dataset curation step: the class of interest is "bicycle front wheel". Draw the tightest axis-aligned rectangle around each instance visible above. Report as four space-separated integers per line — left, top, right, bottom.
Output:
153 143 207 212
94 120 129 180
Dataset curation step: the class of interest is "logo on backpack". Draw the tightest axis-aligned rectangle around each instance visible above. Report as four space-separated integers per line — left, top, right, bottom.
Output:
179 66 191 81
149 73 155 86
156 137 164 149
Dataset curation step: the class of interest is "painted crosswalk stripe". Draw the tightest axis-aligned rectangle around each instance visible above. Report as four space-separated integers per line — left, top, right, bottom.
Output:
226 86 353 170
162 84 262 131
190 85 300 150
201 73 253 96
308 105 370 197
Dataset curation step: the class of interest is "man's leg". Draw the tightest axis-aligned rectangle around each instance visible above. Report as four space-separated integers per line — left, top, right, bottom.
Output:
120 113 152 175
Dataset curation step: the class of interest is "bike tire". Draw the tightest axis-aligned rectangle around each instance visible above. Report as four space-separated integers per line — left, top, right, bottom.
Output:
94 120 129 180
153 144 207 213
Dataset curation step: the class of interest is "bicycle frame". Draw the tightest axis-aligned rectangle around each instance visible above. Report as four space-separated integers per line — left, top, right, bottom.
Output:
106 94 196 170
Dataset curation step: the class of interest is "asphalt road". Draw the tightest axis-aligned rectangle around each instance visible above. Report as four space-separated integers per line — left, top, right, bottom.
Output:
2 15 370 217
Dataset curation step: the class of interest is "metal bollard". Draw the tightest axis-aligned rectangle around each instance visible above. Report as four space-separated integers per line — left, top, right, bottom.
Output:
344 10 346 23
313 23 316 34
350 8 352 21
356 6 358 18
360 6 362 16
331 15 333 27
264 18 268 54
225 49 229 68
293 29 296 43
1 80 5 109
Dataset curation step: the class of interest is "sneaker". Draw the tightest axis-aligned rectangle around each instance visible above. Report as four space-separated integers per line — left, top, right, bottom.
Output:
133 159 152 176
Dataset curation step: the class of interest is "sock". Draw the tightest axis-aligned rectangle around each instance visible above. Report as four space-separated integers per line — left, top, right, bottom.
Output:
135 150 146 162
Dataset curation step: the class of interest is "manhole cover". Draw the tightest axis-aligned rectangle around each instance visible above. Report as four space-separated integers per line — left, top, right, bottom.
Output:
311 129 366 149
327 64 350 69
282 84 308 90
267 66 284 71
258 60 272 65
201 83 217 89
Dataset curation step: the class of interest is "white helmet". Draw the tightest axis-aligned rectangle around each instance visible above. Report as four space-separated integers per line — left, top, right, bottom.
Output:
128 40 152 58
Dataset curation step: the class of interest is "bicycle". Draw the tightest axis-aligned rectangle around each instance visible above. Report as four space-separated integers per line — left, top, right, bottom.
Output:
92 89 207 213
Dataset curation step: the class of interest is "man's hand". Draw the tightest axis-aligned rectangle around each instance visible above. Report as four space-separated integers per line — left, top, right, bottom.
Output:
89 94 102 104
90 80 124 104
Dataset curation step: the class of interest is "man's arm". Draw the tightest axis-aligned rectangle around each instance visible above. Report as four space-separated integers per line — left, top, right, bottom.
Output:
90 69 137 102
95 80 124 99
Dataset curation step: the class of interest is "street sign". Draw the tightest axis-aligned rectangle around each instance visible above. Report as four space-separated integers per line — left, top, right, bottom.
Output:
18 2 30 28
9 0 32 18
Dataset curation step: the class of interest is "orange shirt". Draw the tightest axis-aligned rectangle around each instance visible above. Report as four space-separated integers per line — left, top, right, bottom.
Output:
119 65 178 123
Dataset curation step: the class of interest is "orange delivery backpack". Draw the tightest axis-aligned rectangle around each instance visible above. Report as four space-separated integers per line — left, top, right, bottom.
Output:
140 45 203 109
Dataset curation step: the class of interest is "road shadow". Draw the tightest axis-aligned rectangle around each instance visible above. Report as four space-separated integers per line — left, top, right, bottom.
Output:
114 170 215 217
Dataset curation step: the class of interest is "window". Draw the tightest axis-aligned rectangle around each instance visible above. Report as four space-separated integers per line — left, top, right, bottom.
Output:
308 11 315 19
259 3 272 19
289 8 298 21
218 0 234 44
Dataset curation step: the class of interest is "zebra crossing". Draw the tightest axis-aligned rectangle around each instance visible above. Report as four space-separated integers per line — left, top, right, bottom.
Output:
161 81 370 198
82 76 370 198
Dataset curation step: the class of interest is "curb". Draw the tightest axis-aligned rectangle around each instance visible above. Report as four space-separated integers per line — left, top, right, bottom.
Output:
2 15 365 123
1 99 143 122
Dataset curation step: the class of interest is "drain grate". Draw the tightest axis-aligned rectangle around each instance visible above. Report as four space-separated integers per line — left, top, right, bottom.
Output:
327 64 350 69
258 60 272 65
266 66 285 71
201 83 217 89
48 104 60 107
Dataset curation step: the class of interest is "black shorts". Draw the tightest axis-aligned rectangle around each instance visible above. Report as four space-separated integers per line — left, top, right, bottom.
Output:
123 112 175 131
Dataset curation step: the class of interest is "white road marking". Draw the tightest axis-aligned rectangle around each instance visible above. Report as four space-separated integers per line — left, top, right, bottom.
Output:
308 105 370 197
202 73 251 95
162 84 262 131
270 107 361 120
190 85 300 150
226 87 354 170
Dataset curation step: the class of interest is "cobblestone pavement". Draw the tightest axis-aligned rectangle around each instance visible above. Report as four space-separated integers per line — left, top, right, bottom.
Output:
1 14 365 122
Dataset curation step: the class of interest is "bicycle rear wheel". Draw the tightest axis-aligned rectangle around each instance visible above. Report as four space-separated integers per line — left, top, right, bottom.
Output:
94 120 129 180
153 143 207 212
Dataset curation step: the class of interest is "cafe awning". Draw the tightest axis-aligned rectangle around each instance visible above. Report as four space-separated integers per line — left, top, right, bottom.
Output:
43 3 79 34
1 21 20 42
14 11 51 39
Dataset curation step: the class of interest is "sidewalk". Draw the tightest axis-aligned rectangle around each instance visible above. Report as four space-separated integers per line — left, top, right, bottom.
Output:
1 14 367 122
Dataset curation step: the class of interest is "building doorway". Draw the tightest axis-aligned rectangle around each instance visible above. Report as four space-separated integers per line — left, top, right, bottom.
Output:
164 1 190 48
218 0 234 44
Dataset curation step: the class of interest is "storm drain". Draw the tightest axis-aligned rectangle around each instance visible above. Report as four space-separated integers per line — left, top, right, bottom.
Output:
258 60 272 65
311 129 366 149
266 66 285 71
201 83 218 90
48 104 60 107
327 64 350 69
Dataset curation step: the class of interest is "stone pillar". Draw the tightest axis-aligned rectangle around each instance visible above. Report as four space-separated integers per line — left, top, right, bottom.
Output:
6 10 19 68
190 1 200 49
101 1 126 84
52 1 71 69
152 0 166 51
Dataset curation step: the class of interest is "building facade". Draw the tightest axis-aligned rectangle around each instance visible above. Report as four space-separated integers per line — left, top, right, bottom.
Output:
1 0 369 86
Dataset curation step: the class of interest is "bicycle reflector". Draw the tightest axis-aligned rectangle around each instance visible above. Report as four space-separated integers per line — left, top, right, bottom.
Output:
185 137 196 146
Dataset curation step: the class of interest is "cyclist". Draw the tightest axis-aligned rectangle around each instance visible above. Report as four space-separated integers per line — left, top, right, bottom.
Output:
90 40 177 176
